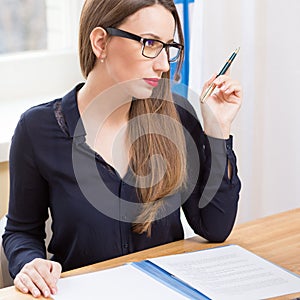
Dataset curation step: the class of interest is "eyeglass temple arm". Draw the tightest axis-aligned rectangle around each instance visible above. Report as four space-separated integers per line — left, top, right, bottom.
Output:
105 27 142 42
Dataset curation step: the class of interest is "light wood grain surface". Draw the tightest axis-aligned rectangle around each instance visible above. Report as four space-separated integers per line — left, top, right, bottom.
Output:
1 208 299 300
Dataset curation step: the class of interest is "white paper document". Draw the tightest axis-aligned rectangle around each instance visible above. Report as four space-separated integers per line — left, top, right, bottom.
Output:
54 264 187 300
54 245 300 299
150 244 300 300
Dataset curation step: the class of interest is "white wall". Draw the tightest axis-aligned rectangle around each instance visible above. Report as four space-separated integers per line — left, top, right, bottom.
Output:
189 0 300 224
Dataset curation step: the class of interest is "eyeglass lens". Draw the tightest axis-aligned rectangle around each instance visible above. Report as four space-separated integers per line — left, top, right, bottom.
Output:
142 39 180 62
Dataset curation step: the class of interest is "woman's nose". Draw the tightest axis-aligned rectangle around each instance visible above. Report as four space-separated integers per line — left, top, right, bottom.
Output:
153 48 170 73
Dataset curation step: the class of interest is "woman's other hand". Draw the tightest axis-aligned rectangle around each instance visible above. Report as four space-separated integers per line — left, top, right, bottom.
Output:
14 258 62 298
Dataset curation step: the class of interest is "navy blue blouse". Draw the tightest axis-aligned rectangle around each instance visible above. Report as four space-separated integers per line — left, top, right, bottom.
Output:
3 84 241 278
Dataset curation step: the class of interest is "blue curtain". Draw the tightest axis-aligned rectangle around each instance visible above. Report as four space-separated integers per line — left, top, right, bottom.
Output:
171 0 194 96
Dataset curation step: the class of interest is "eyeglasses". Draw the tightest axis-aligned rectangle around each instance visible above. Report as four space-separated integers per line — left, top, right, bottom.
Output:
105 27 183 63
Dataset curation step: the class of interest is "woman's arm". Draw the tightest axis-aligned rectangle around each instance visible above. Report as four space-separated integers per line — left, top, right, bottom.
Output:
2 113 61 297
174 72 242 242
182 121 241 242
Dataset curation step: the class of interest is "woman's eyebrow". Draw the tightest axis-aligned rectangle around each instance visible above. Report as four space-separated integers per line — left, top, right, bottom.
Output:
141 32 174 43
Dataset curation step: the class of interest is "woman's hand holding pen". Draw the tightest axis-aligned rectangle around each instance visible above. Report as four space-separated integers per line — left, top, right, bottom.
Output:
200 72 242 139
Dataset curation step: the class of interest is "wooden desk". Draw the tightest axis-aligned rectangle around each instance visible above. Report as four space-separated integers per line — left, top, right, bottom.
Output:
1 208 300 300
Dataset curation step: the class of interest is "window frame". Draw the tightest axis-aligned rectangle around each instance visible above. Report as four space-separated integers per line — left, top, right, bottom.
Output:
0 0 84 103
0 0 85 162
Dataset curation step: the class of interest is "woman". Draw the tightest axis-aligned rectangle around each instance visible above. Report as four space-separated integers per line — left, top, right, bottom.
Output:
3 0 242 297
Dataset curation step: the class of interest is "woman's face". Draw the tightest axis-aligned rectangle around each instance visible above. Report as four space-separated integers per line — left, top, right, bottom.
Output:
104 4 176 99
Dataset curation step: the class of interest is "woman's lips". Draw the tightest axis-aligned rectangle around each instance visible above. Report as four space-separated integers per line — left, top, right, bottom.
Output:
143 78 160 87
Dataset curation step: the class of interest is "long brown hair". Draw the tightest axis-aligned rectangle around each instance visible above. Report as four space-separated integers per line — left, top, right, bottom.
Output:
79 0 187 236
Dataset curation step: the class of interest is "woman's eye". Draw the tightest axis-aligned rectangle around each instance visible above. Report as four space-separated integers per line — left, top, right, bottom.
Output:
145 39 156 47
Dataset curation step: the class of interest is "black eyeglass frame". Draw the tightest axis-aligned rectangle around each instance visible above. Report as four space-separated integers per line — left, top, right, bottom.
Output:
105 27 184 63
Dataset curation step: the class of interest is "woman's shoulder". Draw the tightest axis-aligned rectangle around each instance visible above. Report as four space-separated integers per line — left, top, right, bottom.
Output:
22 98 59 120
17 98 62 135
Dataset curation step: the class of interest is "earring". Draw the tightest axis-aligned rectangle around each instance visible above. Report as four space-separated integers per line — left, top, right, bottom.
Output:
100 55 106 63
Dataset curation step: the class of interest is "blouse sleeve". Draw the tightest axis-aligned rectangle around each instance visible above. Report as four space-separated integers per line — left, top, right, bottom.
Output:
2 113 49 278
175 95 241 242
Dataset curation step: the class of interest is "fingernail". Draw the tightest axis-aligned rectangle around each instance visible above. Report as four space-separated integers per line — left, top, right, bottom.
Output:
22 287 28 293
44 290 50 297
33 289 40 297
51 287 57 295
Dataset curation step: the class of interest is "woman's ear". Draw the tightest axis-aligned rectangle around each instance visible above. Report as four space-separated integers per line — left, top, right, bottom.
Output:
90 27 108 60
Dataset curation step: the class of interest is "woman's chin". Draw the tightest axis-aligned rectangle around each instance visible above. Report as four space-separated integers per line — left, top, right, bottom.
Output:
123 79 156 99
